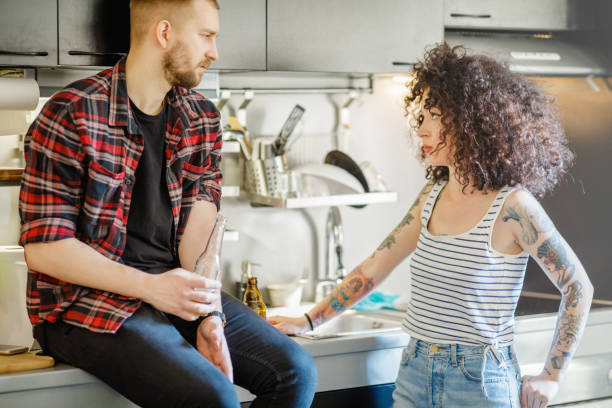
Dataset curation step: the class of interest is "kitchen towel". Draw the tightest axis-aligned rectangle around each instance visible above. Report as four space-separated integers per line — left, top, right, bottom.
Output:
0 78 39 111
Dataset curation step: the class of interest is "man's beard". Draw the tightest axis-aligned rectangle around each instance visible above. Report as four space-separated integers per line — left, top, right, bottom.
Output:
162 42 210 89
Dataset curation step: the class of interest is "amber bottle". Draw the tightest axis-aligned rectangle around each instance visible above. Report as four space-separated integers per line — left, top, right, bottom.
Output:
243 277 267 318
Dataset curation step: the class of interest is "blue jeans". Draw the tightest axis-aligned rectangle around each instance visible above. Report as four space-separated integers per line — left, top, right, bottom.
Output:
393 338 522 408
33 292 317 408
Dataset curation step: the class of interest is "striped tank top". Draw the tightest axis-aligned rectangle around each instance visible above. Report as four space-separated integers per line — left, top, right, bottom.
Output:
401 181 529 347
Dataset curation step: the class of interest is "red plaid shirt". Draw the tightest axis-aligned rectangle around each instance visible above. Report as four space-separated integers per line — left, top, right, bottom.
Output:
19 58 222 333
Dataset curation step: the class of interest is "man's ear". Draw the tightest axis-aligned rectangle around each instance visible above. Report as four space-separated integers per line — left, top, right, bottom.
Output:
155 20 172 49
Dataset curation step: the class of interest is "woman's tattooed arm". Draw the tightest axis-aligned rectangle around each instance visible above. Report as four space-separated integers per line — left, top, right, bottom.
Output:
370 181 433 259
502 190 593 380
308 267 374 327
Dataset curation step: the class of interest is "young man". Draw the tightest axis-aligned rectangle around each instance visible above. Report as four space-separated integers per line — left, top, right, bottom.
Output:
18 1 316 406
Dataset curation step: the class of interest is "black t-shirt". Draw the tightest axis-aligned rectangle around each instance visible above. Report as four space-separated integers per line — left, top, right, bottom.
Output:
121 100 175 273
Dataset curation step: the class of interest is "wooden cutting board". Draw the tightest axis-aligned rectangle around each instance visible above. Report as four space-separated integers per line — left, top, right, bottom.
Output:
0 352 54 374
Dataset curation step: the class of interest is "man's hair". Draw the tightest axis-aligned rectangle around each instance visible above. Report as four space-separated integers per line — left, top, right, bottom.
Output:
404 43 573 198
129 0 220 44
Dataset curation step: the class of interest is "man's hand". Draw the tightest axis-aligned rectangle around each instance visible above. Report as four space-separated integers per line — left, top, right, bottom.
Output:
143 268 221 321
521 372 560 408
197 317 233 382
268 315 310 336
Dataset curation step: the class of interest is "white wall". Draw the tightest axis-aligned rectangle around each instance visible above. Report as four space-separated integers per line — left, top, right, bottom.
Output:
218 76 426 301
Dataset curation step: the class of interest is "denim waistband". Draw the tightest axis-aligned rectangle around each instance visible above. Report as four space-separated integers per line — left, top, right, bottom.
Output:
408 337 515 366
408 337 515 398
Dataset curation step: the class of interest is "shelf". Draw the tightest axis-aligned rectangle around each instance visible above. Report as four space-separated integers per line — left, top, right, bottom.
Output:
221 140 241 154
223 229 239 242
243 191 398 209
0 168 23 182
221 185 240 197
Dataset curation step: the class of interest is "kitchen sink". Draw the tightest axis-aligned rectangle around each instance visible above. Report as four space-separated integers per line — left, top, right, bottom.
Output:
297 309 403 340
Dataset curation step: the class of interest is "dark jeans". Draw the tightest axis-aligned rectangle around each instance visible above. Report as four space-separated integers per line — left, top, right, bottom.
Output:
34 292 317 408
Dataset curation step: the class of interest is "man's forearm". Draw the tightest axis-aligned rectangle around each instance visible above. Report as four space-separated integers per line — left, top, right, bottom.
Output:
179 200 220 311
24 238 151 301
543 279 593 380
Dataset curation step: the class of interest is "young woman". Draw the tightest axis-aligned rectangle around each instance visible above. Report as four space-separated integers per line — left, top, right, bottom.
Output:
268 43 593 408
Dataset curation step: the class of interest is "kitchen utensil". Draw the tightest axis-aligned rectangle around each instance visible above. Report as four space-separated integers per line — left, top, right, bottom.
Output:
359 161 390 192
244 159 268 195
267 280 306 307
324 150 369 192
273 104 305 155
227 116 252 153
324 150 369 208
276 170 302 199
293 163 363 196
263 155 287 197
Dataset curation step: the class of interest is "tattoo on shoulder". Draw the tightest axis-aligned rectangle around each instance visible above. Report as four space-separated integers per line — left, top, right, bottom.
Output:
537 232 576 288
399 207 416 229
370 182 432 260
502 202 553 245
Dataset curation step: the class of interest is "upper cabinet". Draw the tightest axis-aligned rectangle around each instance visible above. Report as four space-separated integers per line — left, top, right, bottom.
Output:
1 0 445 73
267 0 444 73
214 0 267 71
58 0 130 67
444 0 573 31
0 1 58 67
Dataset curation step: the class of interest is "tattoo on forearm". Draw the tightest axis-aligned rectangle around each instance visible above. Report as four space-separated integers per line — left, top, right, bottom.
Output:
547 308 587 375
551 351 572 370
537 233 576 288
502 203 553 245
563 281 583 311
310 268 374 326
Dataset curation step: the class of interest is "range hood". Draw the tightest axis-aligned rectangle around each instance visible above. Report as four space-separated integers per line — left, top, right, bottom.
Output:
445 30 612 76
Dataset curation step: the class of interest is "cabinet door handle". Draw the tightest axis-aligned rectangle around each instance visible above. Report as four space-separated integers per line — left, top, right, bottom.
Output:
449 13 492 19
67 50 127 57
0 50 49 56
392 62 412 66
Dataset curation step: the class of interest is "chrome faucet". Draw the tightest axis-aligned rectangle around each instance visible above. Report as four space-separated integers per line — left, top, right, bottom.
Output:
315 206 347 302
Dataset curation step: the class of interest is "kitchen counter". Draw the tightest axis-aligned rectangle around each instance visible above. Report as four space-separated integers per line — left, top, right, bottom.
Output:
1 307 612 407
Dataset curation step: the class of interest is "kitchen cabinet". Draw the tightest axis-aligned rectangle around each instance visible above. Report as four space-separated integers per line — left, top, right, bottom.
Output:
0 1 58 67
267 0 444 73
214 0 266 71
444 0 574 31
58 0 130 66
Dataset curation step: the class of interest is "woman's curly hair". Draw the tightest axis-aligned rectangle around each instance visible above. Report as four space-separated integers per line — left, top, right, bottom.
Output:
404 43 574 198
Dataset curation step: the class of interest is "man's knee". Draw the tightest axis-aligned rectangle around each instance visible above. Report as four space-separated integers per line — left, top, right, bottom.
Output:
182 371 240 408
283 344 318 394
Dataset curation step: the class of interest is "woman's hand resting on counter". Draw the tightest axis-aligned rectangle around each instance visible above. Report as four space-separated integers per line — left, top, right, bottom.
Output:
268 315 311 336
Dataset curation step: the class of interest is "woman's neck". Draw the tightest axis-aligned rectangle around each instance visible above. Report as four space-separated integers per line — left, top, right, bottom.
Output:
444 167 489 201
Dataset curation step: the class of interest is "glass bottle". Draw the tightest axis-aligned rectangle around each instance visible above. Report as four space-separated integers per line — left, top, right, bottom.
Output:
194 214 226 292
243 277 267 318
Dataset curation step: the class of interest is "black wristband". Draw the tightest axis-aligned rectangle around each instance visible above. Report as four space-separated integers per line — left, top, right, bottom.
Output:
203 310 226 327
304 313 314 331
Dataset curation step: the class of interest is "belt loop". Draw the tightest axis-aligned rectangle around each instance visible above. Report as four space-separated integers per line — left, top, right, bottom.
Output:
450 344 457 367
408 337 417 359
